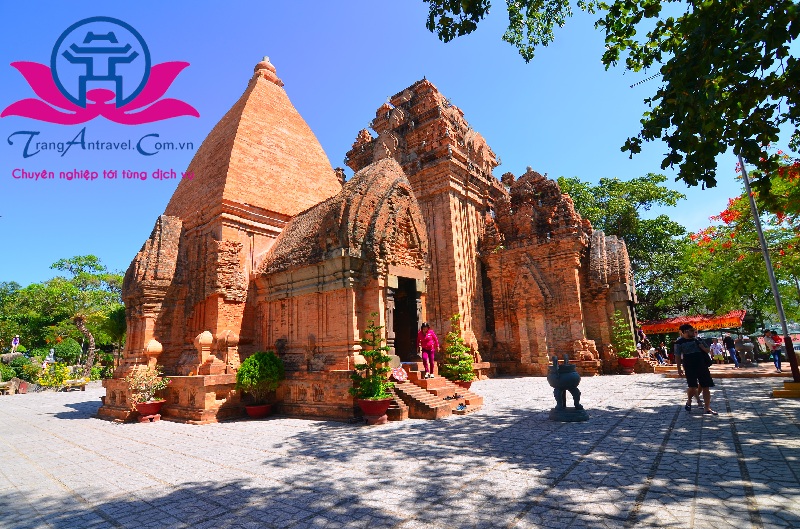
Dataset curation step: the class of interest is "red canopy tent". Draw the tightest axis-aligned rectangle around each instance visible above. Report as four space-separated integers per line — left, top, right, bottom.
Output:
640 310 747 334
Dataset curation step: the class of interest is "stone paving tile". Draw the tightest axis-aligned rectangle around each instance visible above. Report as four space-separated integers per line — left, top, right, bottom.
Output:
1 376 798 528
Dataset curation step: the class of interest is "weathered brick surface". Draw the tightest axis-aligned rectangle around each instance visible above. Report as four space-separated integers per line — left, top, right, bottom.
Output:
164 57 341 224
480 169 635 375
346 80 505 350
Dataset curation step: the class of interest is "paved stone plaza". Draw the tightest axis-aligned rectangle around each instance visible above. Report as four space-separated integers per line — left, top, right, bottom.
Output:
1 374 798 529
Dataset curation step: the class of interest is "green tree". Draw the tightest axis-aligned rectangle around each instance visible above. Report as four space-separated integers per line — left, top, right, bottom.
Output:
424 1 800 195
102 304 127 367
53 337 83 365
610 310 636 358
47 256 123 377
0 281 23 350
349 314 394 400
557 173 687 320
439 314 476 382
681 186 800 323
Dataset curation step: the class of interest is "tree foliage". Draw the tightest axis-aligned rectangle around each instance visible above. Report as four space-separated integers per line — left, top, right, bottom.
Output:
0 256 123 377
439 314 476 382
423 0 800 196
611 309 636 357
557 173 687 320
425 0 574 62
53 337 83 365
349 313 394 400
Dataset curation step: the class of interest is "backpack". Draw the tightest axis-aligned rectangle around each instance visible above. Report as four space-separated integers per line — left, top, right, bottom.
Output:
676 339 712 367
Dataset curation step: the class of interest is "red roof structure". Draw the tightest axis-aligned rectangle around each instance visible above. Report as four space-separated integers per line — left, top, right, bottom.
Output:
640 310 747 334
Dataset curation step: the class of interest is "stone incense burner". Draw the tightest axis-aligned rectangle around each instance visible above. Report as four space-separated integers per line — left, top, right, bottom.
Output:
547 354 589 422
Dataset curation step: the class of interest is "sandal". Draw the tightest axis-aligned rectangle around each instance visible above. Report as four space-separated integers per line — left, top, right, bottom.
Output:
704 409 718 415
685 403 691 411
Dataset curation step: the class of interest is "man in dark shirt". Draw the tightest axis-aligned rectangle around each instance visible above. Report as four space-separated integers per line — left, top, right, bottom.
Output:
722 333 739 368
675 324 717 415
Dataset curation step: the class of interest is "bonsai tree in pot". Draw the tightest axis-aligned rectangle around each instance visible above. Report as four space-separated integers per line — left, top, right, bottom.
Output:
349 313 394 424
124 365 170 416
439 314 476 389
611 310 638 374
236 351 285 418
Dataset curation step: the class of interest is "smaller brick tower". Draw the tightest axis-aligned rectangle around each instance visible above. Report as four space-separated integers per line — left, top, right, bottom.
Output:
345 79 506 349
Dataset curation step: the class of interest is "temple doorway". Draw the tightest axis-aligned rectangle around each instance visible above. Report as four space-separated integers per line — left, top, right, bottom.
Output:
393 277 419 361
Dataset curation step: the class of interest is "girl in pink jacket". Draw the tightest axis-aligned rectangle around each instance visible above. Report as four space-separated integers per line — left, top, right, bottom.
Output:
417 323 439 379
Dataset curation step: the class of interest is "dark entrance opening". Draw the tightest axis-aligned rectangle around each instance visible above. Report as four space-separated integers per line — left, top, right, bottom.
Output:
393 277 419 362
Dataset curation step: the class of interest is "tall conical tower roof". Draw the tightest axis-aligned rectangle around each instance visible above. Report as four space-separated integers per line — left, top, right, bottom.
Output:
165 57 342 226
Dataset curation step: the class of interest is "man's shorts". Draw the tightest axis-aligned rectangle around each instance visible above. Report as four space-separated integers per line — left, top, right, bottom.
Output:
683 354 714 388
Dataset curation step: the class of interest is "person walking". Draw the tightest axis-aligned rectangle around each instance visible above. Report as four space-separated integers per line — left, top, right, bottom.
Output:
417 322 440 379
770 330 784 373
710 338 725 364
723 333 739 368
675 324 718 415
10 335 20 353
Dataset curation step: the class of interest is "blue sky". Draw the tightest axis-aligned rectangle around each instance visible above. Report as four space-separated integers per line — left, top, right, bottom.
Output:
0 1 791 286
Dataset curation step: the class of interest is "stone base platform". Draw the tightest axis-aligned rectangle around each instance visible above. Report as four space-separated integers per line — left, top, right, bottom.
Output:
573 360 602 377
549 406 589 422
98 375 244 424
773 381 800 398
472 361 497 380
665 363 794 379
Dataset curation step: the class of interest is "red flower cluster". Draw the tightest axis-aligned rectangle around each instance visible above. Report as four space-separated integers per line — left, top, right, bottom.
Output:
777 161 800 182
712 197 744 225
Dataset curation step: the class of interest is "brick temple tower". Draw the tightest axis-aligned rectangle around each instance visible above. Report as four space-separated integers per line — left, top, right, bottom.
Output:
345 80 506 350
99 57 342 422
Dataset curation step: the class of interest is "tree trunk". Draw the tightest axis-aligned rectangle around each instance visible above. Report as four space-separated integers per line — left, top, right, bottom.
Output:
73 315 96 378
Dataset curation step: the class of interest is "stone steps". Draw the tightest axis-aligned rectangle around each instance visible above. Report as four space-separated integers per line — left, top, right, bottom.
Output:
386 387 409 421
773 381 800 398
392 381 452 419
394 361 484 417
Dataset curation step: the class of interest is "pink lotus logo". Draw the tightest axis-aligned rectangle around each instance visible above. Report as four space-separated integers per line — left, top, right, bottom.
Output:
1 16 198 125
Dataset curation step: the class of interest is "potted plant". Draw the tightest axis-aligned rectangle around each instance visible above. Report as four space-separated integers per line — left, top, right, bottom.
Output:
611 310 638 375
236 351 285 418
124 365 170 417
349 313 394 424
440 314 476 389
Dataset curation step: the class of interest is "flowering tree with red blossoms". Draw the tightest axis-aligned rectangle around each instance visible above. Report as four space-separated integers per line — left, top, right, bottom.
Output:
681 152 800 325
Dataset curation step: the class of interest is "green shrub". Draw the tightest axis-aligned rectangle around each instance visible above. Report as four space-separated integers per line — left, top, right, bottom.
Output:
439 314 476 382
611 310 636 359
236 351 285 405
20 363 42 383
15 345 26 354
9 355 31 380
0 363 15 382
38 362 71 389
29 348 50 362
54 338 82 364
9 355 30 368
349 314 393 400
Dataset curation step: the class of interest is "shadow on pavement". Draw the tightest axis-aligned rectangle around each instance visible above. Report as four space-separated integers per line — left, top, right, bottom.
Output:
3 377 797 528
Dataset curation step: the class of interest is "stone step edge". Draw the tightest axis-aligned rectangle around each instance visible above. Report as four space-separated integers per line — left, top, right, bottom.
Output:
393 382 451 410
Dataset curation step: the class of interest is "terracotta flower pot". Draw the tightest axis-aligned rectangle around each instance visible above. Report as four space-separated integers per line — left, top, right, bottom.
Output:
18 381 27 394
244 404 272 419
135 400 165 416
455 380 472 390
357 398 393 425
618 357 638 375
